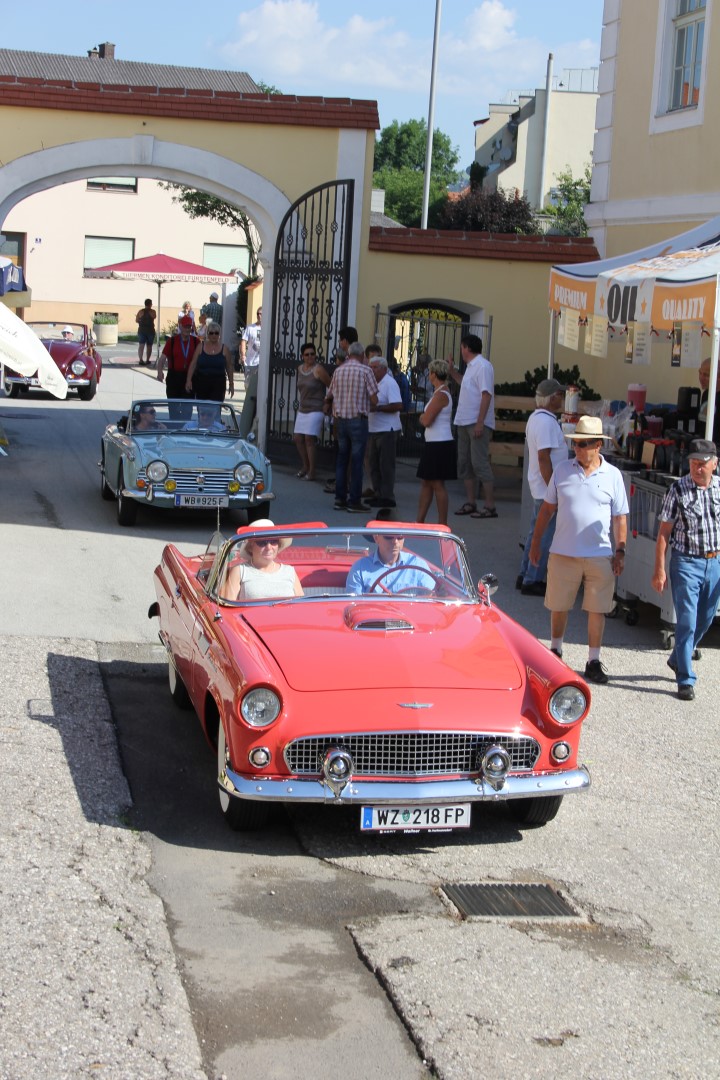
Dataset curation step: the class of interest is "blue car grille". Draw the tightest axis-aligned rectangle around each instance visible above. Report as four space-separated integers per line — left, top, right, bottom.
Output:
283 732 541 777
137 468 258 494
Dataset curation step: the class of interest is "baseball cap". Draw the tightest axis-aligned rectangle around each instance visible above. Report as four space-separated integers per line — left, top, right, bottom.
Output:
178 316 193 327
536 377 565 396
210 291 219 300
688 438 717 460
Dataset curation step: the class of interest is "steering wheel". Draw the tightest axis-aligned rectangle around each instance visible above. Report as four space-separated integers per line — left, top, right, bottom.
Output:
369 564 446 595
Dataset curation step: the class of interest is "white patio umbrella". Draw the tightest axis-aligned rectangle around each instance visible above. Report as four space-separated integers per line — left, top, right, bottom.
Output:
0 302 68 399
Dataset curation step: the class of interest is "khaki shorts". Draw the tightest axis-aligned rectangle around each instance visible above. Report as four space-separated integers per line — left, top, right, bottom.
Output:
456 424 494 484
545 554 616 614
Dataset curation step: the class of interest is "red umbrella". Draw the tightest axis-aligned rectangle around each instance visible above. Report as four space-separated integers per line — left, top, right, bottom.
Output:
85 253 236 356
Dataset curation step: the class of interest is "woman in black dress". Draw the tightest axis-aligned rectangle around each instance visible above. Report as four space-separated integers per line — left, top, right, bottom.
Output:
185 321 234 402
416 359 456 527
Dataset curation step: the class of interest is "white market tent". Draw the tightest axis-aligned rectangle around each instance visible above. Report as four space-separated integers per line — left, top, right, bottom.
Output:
549 216 720 440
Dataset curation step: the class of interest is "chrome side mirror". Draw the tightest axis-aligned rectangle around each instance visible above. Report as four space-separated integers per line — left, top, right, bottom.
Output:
477 573 498 605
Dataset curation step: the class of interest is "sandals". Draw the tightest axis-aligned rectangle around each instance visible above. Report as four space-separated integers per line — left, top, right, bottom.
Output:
471 507 498 519
454 502 477 516
296 470 307 478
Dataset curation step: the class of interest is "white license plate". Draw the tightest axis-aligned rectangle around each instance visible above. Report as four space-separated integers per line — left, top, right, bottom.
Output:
174 494 229 507
360 803 472 833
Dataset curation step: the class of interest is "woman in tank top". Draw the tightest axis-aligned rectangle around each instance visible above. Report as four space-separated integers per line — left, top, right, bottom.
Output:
220 522 304 601
416 358 457 527
293 341 331 480
185 321 234 402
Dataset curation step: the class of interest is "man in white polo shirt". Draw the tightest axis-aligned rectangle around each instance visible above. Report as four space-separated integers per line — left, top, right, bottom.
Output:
367 355 403 509
449 334 497 518
529 415 628 684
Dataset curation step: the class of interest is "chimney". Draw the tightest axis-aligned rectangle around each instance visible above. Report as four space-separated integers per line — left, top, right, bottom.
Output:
87 47 99 59
98 42 116 60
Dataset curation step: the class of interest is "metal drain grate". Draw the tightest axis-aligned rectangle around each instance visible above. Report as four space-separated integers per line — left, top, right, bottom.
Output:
442 883 578 918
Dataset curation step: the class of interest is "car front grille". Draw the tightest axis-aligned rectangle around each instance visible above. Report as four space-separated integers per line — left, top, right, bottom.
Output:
283 732 541 777
138 468 258 494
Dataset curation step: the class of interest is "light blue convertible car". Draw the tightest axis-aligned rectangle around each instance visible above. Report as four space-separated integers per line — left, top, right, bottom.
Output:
100 399 274 527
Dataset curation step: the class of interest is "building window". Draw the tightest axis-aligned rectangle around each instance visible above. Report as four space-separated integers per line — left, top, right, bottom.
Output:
669 0 706 110
0 231 24 262
87 177 138 193
204 243 249 276
84 236 135 269
650 0 710 134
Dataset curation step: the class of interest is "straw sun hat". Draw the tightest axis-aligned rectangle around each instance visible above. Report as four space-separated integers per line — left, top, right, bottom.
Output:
236 520 292 558
566 416 612 441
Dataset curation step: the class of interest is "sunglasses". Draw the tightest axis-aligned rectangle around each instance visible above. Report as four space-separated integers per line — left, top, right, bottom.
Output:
573 439 601 448
256 539 279 547
207 332 220 337
141 408 156 416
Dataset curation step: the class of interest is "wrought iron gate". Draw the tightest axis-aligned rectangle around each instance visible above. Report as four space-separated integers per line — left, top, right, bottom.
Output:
266 180 354 460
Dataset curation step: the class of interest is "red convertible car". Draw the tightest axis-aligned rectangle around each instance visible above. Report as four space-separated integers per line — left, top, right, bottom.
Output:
3 322 102 400
150 522 591 833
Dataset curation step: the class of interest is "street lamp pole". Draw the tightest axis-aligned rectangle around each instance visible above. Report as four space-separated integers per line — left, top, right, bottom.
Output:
421 0 443 229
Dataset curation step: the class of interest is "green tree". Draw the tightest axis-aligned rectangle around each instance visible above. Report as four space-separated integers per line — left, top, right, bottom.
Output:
159 184 261 276
440 186 537 234
372 118 460 227
255 80 283 95
374 118 460 182
543 164 592 236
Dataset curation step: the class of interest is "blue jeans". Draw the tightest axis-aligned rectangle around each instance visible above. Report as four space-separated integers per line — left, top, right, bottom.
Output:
519 498 556 585
335 416 368 505
668 551 720 686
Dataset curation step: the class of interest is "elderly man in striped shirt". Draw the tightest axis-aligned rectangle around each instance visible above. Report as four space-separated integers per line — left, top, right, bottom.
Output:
653 439 720 701
326 341 378 512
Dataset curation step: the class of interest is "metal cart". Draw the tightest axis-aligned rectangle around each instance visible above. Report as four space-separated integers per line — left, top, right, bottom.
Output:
615 473 677 647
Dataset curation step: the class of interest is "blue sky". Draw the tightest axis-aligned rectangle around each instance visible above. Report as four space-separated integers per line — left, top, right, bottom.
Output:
3 0 604 169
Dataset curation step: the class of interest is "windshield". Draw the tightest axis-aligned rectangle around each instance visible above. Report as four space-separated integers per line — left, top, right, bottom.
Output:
210 526 476 605
128 399 241 435
28 322 87 342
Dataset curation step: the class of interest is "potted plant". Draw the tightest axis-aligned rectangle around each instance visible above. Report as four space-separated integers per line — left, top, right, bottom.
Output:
92 312 119 346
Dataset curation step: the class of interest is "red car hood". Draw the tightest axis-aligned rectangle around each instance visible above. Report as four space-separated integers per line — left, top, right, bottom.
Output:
238 601 522 692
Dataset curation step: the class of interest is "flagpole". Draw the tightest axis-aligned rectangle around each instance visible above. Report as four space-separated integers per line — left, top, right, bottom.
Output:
421 0 442 229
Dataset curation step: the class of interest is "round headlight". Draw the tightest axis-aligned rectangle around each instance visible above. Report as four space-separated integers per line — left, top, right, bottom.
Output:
146 460 169 482
71 359 87 375
241 688 281 727
234 463 255 485
549 685 587 724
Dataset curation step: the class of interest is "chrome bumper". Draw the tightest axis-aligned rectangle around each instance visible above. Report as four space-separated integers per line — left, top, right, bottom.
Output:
121 487 275 506
219 765 591 805
5 375 92 387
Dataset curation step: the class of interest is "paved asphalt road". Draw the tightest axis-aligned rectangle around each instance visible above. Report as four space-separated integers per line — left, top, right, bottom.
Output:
0 355 718 1079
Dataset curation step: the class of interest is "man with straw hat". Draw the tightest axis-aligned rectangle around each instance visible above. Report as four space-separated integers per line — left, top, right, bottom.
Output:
529 415 628 684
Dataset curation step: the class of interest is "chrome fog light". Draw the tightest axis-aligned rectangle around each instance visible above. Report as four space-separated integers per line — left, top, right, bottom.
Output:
480 745 510 791
549 685 587 724
322 747 354 796
550 741 571 763
248 746 271 768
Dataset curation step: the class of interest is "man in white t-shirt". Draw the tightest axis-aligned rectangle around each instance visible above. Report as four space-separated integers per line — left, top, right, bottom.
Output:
449 334 497 518
367 356 403 508
517 378 568 595
239 306 262 437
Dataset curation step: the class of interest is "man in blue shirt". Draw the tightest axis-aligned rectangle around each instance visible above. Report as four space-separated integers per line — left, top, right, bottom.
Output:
347 534 431 593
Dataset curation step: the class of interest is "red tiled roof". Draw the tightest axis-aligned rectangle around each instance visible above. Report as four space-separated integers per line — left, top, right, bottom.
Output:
368 228 598 263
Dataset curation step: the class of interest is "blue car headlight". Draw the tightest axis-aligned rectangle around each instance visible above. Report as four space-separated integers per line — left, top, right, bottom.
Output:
549 685 587 724
146 460 169 482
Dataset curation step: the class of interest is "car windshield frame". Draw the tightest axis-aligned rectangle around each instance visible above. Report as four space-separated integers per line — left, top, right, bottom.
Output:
127 399 241 436
27 322 88 343
206 525 478 606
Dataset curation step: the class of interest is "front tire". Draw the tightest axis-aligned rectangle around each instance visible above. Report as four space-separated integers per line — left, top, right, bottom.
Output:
4 382 20 398
246 500 271 524
116 466 138 526
506 795 563 826
217 722 270 830
78 375 98 401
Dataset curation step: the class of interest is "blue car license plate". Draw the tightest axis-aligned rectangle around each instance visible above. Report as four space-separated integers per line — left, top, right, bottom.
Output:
360 804 471 833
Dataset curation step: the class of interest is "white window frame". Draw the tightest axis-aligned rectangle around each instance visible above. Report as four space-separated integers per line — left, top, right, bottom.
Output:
650 0 711 134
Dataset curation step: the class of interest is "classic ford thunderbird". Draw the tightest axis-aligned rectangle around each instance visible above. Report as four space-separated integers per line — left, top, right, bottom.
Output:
150 521 591 833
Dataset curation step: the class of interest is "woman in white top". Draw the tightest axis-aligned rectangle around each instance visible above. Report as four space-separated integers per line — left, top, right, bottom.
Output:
220 521 304 601
415 359 456 527
178 300 196 333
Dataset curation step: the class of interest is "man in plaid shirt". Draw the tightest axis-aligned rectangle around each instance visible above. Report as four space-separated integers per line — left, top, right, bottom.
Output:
653 439 720 701
326 341 378 512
